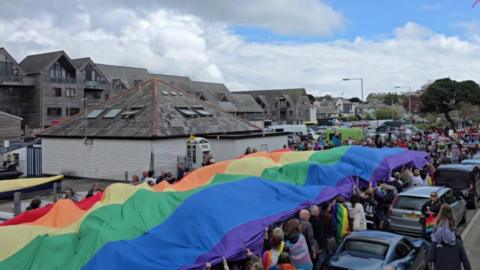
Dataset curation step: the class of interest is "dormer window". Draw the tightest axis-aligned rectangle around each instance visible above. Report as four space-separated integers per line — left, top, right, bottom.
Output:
85 63 98 82
218 94 229 102
195 92 207 101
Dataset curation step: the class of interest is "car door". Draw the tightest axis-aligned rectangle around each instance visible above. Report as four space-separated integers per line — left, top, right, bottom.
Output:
443 190 462 224
390 239 425 270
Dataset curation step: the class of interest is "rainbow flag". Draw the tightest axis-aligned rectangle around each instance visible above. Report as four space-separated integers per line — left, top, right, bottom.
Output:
333 202 350 242
425 214 436 235
0 146 427 270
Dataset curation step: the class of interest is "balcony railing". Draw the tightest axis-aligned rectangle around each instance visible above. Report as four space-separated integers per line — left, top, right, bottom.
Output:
50 77 77 84
84 80 109 88
0 75 35 85
0 75 22 82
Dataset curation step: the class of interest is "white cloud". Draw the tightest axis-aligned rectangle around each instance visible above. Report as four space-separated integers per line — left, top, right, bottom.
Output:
1 3 480 99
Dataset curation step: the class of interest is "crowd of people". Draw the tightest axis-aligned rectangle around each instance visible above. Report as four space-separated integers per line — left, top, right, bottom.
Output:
203 127 477 269
22 126 477 269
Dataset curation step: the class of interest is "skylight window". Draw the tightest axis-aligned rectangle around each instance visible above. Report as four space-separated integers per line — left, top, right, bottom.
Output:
87 109 104 119
121 110 139 119
170 92 177 96
130 105 145 110
193 107 213 117
176 107 197 117
161 91 169 95
103 108 122 118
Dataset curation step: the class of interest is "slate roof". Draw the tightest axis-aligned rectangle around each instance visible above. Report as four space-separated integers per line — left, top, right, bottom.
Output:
315 101 338 114
39 78 261 139
231 94 263 113
96 64 150 89
157 77 240 113
237 88 308 105
72 57 91 69
20 51 72 74
154 74 192 85
72 57 109 82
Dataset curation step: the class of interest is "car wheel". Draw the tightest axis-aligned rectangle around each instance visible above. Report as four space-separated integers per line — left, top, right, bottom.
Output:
468 194 478 209
460 209 467 225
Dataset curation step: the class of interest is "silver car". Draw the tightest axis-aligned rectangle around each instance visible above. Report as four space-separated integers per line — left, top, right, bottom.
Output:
389 186 467 237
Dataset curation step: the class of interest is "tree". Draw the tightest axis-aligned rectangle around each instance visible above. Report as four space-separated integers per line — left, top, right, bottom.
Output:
421 78 480 129
374 107 401 120
384 93 400 105
307 94 315 104
349 97 362 103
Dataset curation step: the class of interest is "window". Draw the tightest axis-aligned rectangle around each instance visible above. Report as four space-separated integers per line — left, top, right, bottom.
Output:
443 191 456 205
65 88 76 97
112 79 125 89
105 94 110 100
50 62 64 79
134 80 143 87
92 91 102 99
47 107 62 116
394 240 413 260
192 107 213 117
53 87 62 97
394 196 430 211
289 111 293 116
85 63 97 81
103 108 122 118
87 109 104 119
176 107 198 117
67 107 80 116
342 240 389 258
0 53 17 78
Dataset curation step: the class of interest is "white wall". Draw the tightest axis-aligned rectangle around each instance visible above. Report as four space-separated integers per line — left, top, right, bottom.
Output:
152 138 188 174
209 135 288 161
42 137 187 180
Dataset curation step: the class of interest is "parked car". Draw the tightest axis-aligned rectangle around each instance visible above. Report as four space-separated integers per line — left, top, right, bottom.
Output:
436 164 480 209
461 159 480 166
325 230 428 270
389 186 467 237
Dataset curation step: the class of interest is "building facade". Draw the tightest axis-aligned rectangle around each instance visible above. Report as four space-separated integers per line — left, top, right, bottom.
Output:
19 51 86 129
39 78 278 180
0 48 35 130
237 89 311 126
72 58 111 107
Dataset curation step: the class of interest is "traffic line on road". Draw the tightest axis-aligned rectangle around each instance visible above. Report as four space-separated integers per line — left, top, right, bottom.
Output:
462 208 480 239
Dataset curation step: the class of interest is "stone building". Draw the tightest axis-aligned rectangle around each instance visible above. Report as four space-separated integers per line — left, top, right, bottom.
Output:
39 78 286 180
236 88 311 126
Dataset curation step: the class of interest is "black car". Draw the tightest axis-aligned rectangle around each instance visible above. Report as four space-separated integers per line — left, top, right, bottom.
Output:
435 164 480 209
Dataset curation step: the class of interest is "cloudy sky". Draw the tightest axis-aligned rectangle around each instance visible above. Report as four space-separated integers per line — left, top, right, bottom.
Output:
2 0 480 97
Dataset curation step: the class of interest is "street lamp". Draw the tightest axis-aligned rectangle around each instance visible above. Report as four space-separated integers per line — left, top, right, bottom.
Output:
342 78 364 102
395 86 412 122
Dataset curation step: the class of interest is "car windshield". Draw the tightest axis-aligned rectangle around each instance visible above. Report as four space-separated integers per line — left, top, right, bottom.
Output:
436 170 470 189
395 196 430 211
342 239 389 258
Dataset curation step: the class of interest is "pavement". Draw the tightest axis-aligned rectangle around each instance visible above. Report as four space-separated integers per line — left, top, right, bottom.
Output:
462 207 480 270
